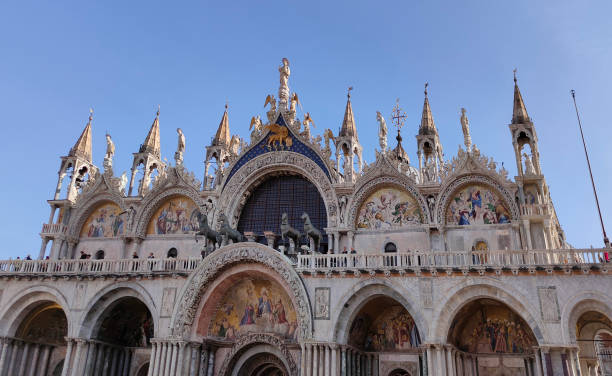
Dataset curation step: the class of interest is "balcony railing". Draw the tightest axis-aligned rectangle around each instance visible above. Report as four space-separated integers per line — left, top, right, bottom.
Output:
296 248 610 271
0 248 608 276
40 223 68 236
521 204 550 216
0 258 201 275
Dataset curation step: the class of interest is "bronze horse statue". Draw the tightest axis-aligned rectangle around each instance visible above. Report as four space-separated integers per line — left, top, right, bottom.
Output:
219 214 245 244
301 212 321 252
195 212 222 249
280 213 300 247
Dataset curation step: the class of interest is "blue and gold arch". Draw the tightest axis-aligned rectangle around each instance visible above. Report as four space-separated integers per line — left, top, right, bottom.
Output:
224 114 332 187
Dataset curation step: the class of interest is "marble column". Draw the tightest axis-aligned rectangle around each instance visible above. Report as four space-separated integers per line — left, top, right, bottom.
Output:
355 352 360 376
164 342 173 376
199 346 209 376
312 344 318 376
0 338 11 375
148 342 158 376
206 347 215 376
17 341 30 376
540 348 549 376
373 354 379 376
70 339 87 376
169 342 178 376
436 345 446 376
323 345 329 376
5 340 20 376
159 342 168 376
426 347 433 376
446 346 455 376
189 344 200 376
346 349 351 376
101 345 112 376
27 343 41 376
122 348 131 376
177 342 187 376
330 345 337 376
94 343 105 376
341 347 346 376
573 349 582 376
83 342 97 376
300 344 306 376
38 345 52 376
60 339 74 376
110 348 120 376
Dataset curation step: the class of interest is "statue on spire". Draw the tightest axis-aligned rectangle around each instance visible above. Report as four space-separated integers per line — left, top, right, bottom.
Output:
460 108 472 152
103 133 115 172
175 128 185 165
376 111 388 152
278 58 291 108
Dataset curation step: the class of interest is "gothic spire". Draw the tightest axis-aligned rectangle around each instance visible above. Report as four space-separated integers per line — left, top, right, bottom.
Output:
339 87 358 141
419 83 437 135
212 103 231 146
69 109 93 162
512 70 530 124
141 106 161 159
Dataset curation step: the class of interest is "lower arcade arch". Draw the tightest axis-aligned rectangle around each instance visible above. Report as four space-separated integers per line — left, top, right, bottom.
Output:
574 309 612 374
446 298 539 375
333 286 425 376
1 301 69 375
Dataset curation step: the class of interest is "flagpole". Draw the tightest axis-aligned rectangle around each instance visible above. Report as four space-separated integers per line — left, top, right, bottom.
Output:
570 90 610 248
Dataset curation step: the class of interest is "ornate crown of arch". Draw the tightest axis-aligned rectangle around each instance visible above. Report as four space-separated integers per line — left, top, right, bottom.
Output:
347 153 430 228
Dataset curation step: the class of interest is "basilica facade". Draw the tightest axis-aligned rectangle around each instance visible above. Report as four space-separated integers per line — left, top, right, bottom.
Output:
0 60 611 376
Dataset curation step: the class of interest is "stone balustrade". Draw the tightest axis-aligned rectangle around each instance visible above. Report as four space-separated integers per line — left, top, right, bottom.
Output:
296 248 610 272
40 223 68 236
0 248 608 277
0 258 201 276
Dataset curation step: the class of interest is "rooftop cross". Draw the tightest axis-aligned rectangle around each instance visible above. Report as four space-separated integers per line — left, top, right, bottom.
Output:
391 98 407 133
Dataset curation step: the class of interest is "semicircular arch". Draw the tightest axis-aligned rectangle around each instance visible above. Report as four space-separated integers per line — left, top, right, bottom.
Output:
134 186 204 238
435 173 519 226
332 279 428 345
77 282 158 339
219 151 338 228
217 333 297 376
430 279 545 344
347 175 430 229
170 243 313 341
0 285 71 337
562 291 612 343
68 193 126 238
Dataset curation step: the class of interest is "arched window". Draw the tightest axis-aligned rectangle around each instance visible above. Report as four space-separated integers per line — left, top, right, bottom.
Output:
384 242 397 253
167 248 178 258
94 250 105 260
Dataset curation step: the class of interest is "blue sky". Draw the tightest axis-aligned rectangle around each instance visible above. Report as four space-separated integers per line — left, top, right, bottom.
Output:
0 1 611 258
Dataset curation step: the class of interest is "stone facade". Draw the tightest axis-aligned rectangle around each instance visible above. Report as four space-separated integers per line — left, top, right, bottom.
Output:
0 61 611 376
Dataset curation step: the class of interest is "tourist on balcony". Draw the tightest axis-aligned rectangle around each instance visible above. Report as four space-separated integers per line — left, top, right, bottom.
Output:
147 252 154 259
132 252 139 259
25 254 32 260
341 246 348 267
79 251 87 260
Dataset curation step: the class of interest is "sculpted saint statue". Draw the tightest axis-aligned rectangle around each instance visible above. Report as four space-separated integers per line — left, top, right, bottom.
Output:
376 111 388 152
278 58 291 103
523 153 536 175
175 128 185 165
460 108 472 152
105 134 115 160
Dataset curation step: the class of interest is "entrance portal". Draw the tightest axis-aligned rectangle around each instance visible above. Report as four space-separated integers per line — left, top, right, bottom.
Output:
237 352 288 376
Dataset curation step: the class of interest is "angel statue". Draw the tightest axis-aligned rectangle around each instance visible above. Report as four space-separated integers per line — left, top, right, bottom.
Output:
302 112 315 139
249 115 263 143
264 94 277 112
376 111 387 152
523 153 536 175
230 135 241 156
290 93 300 112
175 128 185 165
323 129 335 151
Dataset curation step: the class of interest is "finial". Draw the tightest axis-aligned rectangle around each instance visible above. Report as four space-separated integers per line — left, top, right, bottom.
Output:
513 68 517 83
424 82 429 96
156 104 160 117
88 108 94 123
347 86 353 99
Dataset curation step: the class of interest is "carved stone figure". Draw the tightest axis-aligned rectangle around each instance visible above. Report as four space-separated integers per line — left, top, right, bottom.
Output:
423 159 437 183
264 123 292 149
301 212 321 252
427 195 436 219
323 129 335 152
230 135 241 156
119 172 128 195
376 111 388 152
249 115 263 143
219 213 245 244
290 92 299 113
105 134 115 160
278 58 290 105
460 108 472 152
175 128 185 165
338 195 348 225
280 213 300 252
523 153 536 175
302 112 315 139
195 212 222 250
264 95 277 112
